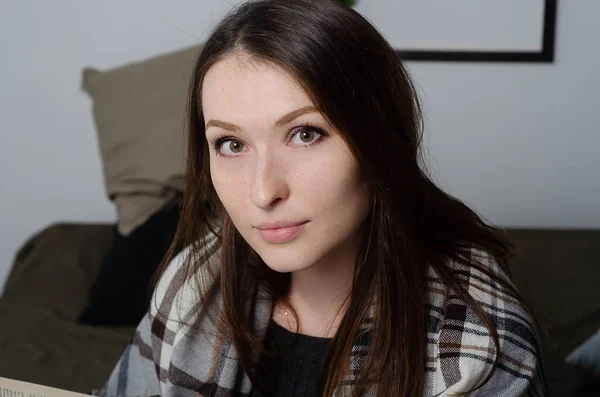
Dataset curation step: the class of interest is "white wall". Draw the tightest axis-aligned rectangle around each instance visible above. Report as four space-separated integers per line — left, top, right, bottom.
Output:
1 1 599 293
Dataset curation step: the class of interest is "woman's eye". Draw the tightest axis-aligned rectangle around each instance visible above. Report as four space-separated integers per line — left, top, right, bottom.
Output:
291 127 323 145
213 126 325 157
218 139 245 155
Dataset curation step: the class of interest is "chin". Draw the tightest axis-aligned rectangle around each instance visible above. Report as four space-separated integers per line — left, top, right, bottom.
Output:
251 241 317 274
262 261 312 274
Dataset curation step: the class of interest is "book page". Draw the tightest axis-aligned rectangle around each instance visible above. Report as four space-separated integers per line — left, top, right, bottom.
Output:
0 377 89 397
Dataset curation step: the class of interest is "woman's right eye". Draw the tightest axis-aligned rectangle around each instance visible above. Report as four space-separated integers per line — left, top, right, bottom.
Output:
212 137 246 157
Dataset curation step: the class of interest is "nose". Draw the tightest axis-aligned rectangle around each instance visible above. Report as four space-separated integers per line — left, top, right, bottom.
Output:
250 153 289 209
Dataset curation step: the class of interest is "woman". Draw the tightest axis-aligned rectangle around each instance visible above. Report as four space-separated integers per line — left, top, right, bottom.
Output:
97 0 546 396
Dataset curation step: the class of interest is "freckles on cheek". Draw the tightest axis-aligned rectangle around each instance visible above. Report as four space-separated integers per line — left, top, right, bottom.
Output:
233 183 247 206
212 168 247 212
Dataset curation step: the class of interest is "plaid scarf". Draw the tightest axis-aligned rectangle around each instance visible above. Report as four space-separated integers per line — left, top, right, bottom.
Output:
95 236 546 397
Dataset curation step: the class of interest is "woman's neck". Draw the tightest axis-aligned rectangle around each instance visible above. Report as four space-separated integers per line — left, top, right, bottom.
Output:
272 242 358 338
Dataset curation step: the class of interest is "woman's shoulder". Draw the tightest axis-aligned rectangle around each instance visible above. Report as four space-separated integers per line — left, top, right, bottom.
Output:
424 247 546 396
149 231 221 325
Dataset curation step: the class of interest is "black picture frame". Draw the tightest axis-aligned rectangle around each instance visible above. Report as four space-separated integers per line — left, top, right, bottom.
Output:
396 0 557 62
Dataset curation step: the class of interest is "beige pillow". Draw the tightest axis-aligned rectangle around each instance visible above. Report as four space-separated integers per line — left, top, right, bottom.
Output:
82 44 203 235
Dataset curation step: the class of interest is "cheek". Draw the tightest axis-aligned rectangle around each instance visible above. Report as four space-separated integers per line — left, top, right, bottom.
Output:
298 150 370 215
210 163 248 214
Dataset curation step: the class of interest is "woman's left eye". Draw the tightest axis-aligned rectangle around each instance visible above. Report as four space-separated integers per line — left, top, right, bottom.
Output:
290 126 325 146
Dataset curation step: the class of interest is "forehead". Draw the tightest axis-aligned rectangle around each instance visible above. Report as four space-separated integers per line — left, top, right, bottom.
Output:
201 54 312 117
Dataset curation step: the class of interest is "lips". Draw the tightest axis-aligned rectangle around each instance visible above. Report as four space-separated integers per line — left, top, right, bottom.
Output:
256 220 308 244
257 220 308 230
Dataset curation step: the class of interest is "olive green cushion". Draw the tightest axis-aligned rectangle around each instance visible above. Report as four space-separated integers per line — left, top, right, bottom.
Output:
0 299 133 394
0 223 134 393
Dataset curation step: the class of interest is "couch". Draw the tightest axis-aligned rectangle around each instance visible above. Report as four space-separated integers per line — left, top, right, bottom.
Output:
0 223 134 393
0 223 598 396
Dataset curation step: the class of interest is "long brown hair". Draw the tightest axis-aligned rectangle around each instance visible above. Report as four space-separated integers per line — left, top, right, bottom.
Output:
155 0 540 395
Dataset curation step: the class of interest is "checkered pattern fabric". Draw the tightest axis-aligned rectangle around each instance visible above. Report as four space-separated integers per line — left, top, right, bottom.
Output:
95 235 546 396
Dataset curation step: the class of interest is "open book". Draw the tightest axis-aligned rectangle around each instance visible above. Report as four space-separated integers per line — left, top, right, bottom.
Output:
0 377 90 397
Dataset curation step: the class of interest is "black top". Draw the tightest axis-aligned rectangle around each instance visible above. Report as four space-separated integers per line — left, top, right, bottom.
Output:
250 320 332 397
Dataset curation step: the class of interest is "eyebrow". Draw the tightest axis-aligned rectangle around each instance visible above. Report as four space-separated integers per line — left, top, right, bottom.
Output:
205 105 319 132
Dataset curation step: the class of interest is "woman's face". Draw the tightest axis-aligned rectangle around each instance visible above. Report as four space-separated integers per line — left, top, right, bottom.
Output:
202 54 372 274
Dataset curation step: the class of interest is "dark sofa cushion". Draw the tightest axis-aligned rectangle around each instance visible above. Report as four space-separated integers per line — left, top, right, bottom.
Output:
505 229 600 396
77 199 181 326
2 223 113 320
505 229 600 330
0 299 134 393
